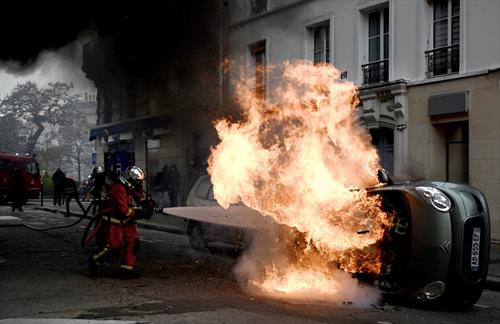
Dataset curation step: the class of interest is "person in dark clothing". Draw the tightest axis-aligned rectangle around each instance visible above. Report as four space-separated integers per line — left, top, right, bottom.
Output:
11 168 25 212
157 164 170 208
51 168 65 206
89 165 106 215
167 164 180 207
62 176 85 217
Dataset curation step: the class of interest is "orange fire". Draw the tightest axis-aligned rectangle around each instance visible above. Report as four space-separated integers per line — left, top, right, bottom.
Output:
208 61 392 301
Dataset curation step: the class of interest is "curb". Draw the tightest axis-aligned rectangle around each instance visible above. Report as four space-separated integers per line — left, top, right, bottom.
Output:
486 276 500 291
0 319 148 324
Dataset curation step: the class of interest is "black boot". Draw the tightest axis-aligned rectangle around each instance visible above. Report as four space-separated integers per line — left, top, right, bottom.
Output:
118 266 141 279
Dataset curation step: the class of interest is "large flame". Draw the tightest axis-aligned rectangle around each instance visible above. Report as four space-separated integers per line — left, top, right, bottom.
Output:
208 61 392 301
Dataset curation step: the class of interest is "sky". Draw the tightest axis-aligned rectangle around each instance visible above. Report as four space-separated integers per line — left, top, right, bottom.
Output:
0 33 97 99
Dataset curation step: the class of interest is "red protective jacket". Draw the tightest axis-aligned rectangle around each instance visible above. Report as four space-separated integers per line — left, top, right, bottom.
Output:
104 181 138 224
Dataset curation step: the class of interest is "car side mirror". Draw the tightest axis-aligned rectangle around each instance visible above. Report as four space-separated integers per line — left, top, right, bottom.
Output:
377 168 394 185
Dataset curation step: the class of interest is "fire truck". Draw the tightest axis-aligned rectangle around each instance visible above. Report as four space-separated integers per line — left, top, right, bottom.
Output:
0 153 41 203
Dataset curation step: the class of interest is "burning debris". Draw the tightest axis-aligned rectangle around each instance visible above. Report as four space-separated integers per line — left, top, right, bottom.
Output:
208 61 393 303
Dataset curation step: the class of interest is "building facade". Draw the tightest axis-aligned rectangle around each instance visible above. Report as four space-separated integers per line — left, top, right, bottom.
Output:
82 2 227 203
82 0 500 238
226 0 500 238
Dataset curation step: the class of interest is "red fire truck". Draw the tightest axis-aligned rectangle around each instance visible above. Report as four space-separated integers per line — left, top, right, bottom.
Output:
0 153 41 203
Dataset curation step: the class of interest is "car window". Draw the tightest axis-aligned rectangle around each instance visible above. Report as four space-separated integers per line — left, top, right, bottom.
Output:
195 176 212 199
208 186 215 201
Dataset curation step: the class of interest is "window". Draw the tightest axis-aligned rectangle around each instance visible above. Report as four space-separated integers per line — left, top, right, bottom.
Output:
368 8 389 63
313 23 330 64
426 0 459 76
362 7 389 84
250 0 267 15
250 41 266 100
434 0 459 48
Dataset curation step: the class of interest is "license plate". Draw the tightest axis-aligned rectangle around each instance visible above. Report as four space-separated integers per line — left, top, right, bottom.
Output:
470 227 481 272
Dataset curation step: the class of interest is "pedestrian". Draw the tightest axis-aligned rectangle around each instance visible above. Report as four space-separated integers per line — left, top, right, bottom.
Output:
89 164 106 215
51 168 65 206
61 175 85 217
11 168 25 212
88 165 150 279
158 164 171 208
80 176 91 201
167 163 180 207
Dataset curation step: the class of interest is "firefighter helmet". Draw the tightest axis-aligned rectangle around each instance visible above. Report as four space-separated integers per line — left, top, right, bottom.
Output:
93 164 105 174
122 165 145 187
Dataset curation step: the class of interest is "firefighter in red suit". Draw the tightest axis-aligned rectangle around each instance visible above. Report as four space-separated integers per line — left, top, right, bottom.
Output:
89 165 148 279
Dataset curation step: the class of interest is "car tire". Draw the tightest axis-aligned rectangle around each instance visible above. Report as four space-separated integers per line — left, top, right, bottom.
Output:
188 221 209 252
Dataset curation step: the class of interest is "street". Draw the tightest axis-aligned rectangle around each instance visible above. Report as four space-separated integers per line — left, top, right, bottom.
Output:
2 203 500 323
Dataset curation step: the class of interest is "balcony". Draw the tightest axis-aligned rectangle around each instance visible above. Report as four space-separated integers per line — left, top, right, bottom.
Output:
362 59 389 85
425 44 459 78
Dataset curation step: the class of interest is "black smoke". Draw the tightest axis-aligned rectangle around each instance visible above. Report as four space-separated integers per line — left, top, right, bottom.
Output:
0 1 216 73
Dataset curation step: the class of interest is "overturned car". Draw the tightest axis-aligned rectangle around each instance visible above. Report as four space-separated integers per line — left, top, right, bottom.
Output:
361 171 490 308
165 172 490 308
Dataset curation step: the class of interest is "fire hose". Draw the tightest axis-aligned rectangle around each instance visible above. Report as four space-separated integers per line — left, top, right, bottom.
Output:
80 207 114 248
22 195 159 245
81 195 159 247
21 199 101 234
80 205 162 248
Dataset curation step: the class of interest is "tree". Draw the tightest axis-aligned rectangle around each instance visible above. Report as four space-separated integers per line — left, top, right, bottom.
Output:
0 114 24 153
58 105 94 182
0 81 75 154
0 81 95 182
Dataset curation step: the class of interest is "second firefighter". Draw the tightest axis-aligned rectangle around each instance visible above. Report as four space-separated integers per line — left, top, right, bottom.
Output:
88 165 152 279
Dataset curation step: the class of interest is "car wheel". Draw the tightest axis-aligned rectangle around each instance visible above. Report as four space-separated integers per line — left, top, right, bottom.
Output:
188 221 209 252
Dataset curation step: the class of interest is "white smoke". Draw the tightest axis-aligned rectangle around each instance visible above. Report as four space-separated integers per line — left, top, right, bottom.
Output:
0 29 97 99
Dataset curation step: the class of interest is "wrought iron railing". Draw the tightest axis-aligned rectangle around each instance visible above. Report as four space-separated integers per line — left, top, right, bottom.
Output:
425 44 459 77
361 59 389 85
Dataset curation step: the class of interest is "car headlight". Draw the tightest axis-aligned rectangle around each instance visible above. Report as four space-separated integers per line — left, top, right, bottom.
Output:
415 186 451 212
416 281 446 300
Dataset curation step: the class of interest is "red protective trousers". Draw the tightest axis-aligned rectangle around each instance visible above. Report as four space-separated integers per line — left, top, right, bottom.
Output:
92 182 140 270
107 222 138 268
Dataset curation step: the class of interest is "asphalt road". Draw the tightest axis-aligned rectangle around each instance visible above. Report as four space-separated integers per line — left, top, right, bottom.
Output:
2 204 500 323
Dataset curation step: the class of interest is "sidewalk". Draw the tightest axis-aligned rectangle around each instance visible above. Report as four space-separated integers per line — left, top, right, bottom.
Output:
0 320 146 324
26 200 500 291
487 240 500 290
